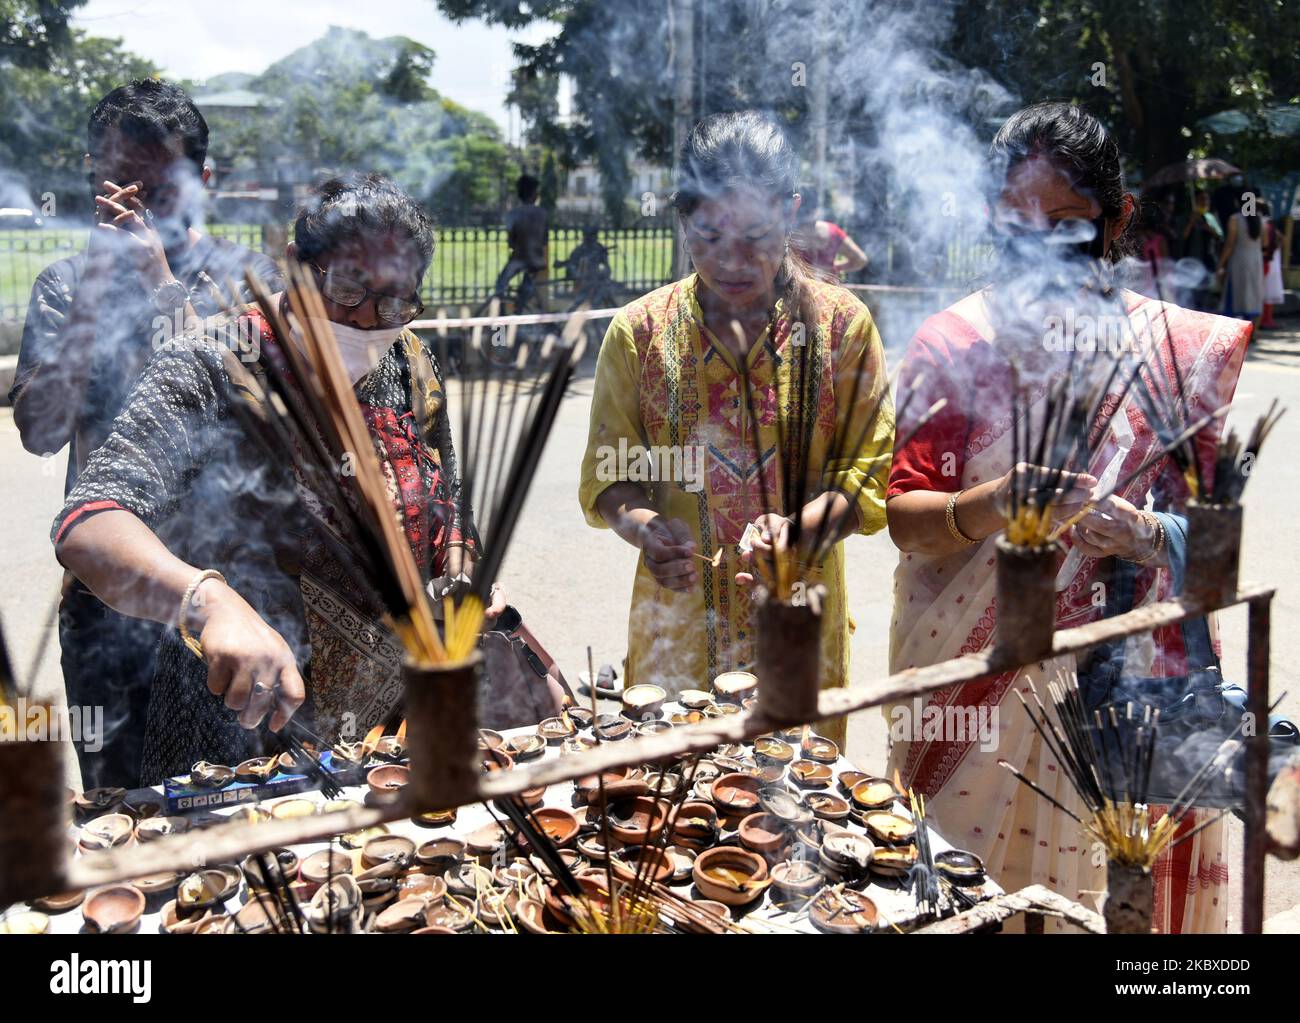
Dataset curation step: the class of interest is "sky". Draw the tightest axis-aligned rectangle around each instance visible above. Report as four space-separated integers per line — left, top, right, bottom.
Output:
73 0 558 135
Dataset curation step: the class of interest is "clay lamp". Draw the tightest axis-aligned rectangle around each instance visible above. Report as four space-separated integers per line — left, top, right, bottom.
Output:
607 796 670 845
849 776 900 811
737 811 792 863
78 813 134 854
593 714 633 741
361 834 417 870
340 824 389 851
30 888 86 915
425 897 475 932
134 815 189 844
481 747 514 773
373 733 406 761
299 849 354 890
712 670 758 703
494 857 539 889
478 729 505 750
538 716 576 744
803 791 851 823
869 845 918 878
769 859 826 907
466 822 508 864
270 797 318 821
576 766 646 806
529 806 581 848
809 887 878 934
397 873 447 904
622 683 666 718
710 772 762 819
82 885 145 934
837 770 870 797
935 849 986 887
636 719 673 738
800 733 840 764
642 771 684 800
373 896 431 933
74 786 128 816
562 735 599 755
412 807 458 828
415 837 466 875
863 811 917 846
566 707 595 729
612 846 675 885
753 735 795 767
356 861 401 910
692 847 769 906
507 733 546 762
670 710 706 726
819 832 875 884
670 801 719 848
234 755 279 783
515 897 557 934
790 761 833 789
678 689 713 710
366 763 410 800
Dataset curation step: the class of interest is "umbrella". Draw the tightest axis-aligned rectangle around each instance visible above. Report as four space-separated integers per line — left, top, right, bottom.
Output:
1145 158 1241 188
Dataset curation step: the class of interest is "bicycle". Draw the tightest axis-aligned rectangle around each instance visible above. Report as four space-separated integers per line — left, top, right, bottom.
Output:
554 241 624 349
473 263 548 369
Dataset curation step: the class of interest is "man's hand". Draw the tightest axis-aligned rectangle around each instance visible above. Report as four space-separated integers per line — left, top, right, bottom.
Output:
94 179 175 290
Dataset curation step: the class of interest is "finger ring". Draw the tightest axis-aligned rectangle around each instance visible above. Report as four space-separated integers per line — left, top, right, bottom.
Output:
252 681 274 696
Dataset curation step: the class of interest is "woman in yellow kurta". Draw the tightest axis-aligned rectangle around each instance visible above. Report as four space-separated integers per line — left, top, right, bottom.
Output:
578 111 894 741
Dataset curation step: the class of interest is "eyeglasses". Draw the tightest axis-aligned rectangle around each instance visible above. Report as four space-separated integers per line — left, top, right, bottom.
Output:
308 262 425 326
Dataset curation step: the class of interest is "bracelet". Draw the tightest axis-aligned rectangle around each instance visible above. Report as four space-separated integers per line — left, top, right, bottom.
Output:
945 490 978 545
1130 513 1165 564
178 569 226 659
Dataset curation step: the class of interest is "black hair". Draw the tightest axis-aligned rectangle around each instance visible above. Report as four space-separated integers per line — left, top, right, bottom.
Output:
671 110 828 323
87 78 209 172
990 102 1133 258
516 174 540 203
293 173 435 271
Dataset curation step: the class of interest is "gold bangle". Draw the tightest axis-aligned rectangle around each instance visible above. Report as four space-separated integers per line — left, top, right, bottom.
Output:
179 569 226 659
945 490 977 545
1130 513 1165 564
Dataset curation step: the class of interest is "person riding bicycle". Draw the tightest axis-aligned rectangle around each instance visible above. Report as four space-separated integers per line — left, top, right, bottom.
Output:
494 173 549 303
556 227 616 308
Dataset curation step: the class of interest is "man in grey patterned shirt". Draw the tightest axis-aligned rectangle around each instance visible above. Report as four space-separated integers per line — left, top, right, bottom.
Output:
9 79 281 788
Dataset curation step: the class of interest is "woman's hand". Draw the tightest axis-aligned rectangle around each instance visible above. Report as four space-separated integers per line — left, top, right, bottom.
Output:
735 512 793 588
994 463 1097 523
1069 495 1158 561
638 516 697 592
191 578 306 731
484 583 507 620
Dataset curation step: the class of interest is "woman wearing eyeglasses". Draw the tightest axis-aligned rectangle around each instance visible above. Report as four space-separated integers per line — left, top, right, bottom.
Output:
52 173 504 783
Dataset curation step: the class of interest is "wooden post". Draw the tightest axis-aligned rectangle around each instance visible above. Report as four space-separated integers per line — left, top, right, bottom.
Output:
669 0 695 279
1104 859 1154 933
0 739 70 906
754 585 824 725
1244 595 1271 933
1184 501 1242 609
403 654 482 813
994 537 1059 664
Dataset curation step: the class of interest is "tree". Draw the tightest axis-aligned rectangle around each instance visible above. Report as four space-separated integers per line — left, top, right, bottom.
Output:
0 26 156 215
0 0 83 69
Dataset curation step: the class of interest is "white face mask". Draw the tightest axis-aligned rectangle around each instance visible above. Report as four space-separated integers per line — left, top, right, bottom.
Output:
304 317 404 385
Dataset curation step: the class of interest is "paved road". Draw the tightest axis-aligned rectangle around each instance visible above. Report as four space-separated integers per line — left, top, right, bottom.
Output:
4 317 1299 928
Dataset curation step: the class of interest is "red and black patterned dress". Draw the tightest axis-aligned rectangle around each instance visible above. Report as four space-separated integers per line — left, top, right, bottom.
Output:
53 308 474 784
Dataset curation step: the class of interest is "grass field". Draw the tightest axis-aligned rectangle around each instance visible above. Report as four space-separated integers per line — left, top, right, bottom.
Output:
0 224 677 325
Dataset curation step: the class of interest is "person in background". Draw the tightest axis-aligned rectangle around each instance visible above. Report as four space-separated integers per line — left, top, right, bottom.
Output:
1216 191 1264 328
494 173 550 307
1180 190 1222 311
791 197 869 278
7 78 281 789
1260 200 1284 329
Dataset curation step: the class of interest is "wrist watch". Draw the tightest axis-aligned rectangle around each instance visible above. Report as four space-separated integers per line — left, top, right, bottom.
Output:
152 278 190 315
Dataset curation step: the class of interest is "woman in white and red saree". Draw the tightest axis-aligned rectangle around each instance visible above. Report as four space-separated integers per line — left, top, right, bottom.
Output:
885 104 1250 933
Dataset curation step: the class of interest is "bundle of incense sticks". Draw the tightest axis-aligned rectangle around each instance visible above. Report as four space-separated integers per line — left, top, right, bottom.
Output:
223 264 581 667
727 318 944 599
1000 668 1271 867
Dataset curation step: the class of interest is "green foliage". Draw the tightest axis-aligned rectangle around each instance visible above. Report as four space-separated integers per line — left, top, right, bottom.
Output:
0 25 156 214
0 0 83 69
